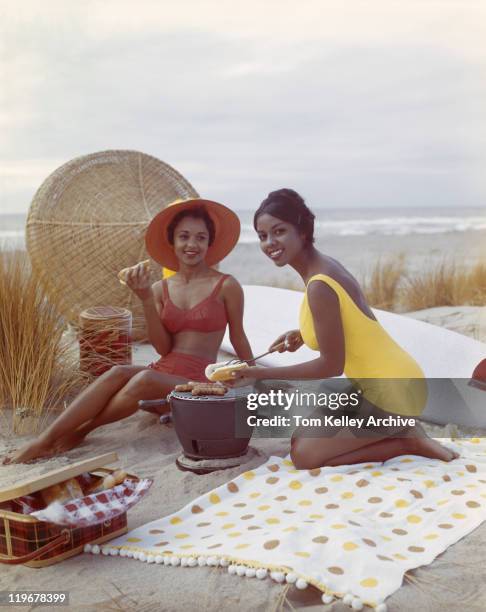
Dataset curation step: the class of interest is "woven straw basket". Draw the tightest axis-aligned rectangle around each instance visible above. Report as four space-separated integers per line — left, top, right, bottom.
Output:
26 150 198 339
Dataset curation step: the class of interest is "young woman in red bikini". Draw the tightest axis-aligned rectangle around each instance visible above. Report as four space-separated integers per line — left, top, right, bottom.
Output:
9 198 253 463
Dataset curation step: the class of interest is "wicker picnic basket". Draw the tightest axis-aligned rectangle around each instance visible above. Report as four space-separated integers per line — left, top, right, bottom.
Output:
79 306 133 377
26 150 198 339
0 453 134 567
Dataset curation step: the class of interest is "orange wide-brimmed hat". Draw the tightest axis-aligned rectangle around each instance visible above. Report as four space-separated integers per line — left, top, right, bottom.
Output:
145 198 240 270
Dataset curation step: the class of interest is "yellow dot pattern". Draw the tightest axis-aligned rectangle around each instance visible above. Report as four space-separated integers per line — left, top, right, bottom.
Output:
114 438 486 606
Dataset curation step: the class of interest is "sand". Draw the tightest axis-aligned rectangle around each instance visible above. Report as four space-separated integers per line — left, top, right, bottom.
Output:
1 309 486 611
406 306 486 343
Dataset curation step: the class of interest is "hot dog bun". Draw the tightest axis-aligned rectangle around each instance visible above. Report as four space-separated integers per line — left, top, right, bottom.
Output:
205 361 249 382
118 260 150 285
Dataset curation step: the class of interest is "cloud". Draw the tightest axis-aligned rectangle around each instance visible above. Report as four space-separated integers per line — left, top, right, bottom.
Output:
1 1 486 212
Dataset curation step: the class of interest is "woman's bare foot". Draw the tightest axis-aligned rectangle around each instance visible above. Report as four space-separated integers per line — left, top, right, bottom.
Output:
406 436 459 461
52 430 88 454
7 439 55 464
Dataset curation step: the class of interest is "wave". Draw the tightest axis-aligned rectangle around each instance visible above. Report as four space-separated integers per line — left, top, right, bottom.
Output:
239 215 486 243
3 214 486 248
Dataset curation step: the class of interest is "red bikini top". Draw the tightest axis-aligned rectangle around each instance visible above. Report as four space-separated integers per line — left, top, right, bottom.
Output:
160 275 229 334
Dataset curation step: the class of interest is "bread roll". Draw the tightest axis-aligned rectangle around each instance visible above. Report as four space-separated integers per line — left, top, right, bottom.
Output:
205 361 249 382
41 478 84 506
101 470 127 490
118 260 150 285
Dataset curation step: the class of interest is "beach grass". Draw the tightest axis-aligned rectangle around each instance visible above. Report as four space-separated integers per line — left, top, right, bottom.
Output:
0 248 88 435
362 254 406 310
403 260 486 311
255 255 486 312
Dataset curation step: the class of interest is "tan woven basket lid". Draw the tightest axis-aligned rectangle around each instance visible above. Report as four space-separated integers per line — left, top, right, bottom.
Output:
26 150 198 338
0 453 118 502
79 307 132 332
80 306 132 322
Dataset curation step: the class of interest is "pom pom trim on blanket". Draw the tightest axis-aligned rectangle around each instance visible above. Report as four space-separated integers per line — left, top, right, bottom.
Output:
84 542 386 610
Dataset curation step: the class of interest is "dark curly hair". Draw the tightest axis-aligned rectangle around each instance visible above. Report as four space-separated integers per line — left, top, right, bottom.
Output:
167 206 215 246
253 188 315 245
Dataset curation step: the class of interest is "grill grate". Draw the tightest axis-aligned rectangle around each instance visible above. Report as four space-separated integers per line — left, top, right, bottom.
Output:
170 386 253 403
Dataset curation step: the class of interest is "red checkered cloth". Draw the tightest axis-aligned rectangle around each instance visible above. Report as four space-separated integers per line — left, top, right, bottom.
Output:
30 478 152 528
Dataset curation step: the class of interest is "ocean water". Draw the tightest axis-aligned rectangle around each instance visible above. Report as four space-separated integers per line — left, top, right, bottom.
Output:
237 206 486 244
2 207 486 249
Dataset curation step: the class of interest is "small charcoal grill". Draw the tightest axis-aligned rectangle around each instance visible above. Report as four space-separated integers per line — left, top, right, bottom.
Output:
140 386 254 474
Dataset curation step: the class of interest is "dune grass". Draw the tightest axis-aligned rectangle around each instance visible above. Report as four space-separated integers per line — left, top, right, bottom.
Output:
252 256 485 312
362 257 486 311
361 254 406 311
0 249 88 435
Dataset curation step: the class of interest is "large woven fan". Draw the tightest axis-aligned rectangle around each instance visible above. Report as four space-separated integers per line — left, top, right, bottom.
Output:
26 150 198 337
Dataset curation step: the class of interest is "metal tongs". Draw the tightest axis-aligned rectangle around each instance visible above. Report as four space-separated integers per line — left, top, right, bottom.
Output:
223 341 287 367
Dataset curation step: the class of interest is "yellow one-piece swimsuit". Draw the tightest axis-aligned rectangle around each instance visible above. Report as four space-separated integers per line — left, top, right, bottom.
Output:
299 274 427 416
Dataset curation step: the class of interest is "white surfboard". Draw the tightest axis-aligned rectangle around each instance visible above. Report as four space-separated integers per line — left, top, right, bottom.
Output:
222 285 486 427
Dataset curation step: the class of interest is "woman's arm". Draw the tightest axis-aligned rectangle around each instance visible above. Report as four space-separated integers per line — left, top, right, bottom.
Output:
124 263 172 356
222 276 254 362
140 282 173 356
238 280 345 381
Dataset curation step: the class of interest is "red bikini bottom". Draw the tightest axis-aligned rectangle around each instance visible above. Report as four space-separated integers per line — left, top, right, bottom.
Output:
148 351 211 382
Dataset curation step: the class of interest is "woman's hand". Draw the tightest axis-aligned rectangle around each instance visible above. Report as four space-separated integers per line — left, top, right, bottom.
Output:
225 365 263 387
124 262 152 301
269 330 303 353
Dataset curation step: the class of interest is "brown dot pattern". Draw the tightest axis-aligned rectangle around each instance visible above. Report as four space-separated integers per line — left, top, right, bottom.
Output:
408 546 425 553
362 538 377 547
368 497 383 504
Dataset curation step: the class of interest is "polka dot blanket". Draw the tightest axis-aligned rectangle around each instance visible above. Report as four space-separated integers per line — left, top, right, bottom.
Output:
86 438 486 611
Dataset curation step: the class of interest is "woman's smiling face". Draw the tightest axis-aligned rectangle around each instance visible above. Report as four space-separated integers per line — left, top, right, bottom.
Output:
256 213 305 266
172 216 210 266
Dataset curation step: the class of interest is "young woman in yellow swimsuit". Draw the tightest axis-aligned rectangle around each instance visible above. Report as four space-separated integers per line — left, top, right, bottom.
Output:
233 188 458 469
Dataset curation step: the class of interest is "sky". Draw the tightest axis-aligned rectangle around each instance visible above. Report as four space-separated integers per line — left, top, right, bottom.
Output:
1 0 486 213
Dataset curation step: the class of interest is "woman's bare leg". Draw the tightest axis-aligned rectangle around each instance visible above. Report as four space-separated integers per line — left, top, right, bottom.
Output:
290 423 458 470
8 365 147 463
57 370 186 451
